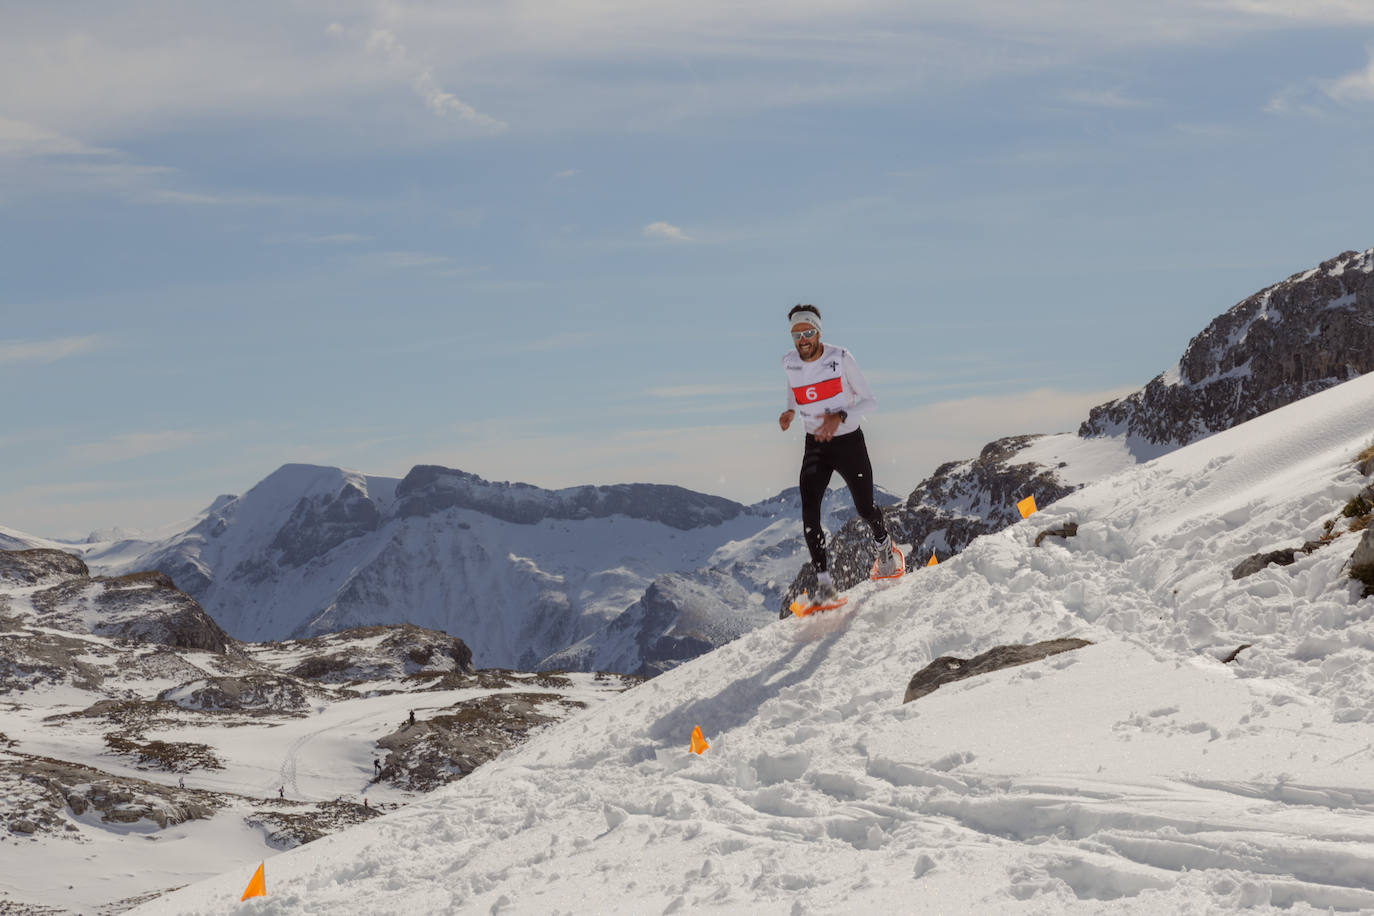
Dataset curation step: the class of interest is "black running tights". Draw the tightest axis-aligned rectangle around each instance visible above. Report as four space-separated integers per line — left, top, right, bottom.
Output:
799 428 888 572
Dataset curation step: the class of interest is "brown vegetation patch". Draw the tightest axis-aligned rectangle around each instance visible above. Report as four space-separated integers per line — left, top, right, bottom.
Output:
290 655 357 681
100 571 179 591
78 698 181 728
103 735 224 772
1342 493 1374 519
1358 443 1374 476
529 670 574 689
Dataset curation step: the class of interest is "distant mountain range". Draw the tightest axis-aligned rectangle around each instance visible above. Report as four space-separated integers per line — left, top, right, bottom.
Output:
6 247 1371 676
4 465 895 674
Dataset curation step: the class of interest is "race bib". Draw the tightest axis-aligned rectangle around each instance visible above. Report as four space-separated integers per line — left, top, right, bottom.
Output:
791 377 842 404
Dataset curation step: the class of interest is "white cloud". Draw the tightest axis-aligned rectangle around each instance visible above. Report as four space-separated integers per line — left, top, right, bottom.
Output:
0 1 1361 147
1264 50 1374 114
643 221 694 242
0 336 106 366
554 169 581 179
356 27 507 132
1327 52 1374 103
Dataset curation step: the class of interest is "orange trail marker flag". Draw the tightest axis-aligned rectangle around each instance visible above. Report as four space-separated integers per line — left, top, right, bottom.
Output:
926 552 938 567
241 861 266 900
690 726 709 755
1017 495 1037 518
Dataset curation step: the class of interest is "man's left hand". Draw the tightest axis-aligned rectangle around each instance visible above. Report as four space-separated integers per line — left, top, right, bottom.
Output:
815 413 843 442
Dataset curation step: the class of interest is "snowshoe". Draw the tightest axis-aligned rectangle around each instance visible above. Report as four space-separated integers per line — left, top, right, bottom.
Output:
789 586 848 617
871 543 905 581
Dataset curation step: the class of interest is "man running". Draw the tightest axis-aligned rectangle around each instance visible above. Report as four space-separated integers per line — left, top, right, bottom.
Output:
779 304 899 608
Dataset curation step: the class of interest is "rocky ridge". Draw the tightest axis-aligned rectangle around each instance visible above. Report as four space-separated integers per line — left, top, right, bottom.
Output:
1081 248 1374 449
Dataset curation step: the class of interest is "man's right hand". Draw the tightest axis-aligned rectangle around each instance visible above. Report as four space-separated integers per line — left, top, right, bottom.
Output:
779 410 795 431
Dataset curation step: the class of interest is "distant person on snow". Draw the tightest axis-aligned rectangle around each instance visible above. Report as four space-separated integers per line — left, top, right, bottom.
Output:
778 304 897 608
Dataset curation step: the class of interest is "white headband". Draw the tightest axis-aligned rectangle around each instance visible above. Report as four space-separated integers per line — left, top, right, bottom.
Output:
788 309 821 335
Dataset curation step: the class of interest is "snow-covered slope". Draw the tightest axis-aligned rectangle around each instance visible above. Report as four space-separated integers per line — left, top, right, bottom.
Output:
0 524 62 552
130 365 1374 915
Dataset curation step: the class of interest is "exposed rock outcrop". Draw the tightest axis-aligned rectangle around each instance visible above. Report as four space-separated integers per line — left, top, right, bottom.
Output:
1349 528 1374 596
270 482 383 568
1230 546 1321 580
0 549 88 586
158 674 317 714
1 753 216 838
375 692 585 791
267 624 475 684
903 638 1093 703
30 569 236 653
1035 522 1079 546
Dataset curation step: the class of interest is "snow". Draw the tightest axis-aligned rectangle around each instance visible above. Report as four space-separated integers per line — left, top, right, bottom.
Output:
0 798 270 913
122 370 1374 915
0 667 629 913
1013 433 1137 489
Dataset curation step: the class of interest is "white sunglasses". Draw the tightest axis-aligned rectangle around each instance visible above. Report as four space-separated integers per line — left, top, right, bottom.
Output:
791 328 819 340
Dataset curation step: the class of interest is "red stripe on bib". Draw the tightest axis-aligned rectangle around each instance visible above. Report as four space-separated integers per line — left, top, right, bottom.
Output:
792 376 843 404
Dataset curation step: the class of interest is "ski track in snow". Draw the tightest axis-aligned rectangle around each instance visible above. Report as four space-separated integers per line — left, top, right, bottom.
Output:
78 376 1374 913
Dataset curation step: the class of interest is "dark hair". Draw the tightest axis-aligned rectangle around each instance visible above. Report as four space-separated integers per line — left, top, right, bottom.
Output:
788 304 821 321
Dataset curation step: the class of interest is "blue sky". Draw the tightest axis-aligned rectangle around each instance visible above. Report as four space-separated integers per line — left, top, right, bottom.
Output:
3 0 1373 538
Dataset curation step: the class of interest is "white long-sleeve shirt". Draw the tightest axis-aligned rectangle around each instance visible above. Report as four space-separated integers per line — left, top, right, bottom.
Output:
782 343 877 436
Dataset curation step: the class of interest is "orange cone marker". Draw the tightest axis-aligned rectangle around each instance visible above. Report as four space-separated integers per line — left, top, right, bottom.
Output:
1017 495 1037 518
690 726 709 755
926 552 938 567
241 862 266 900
